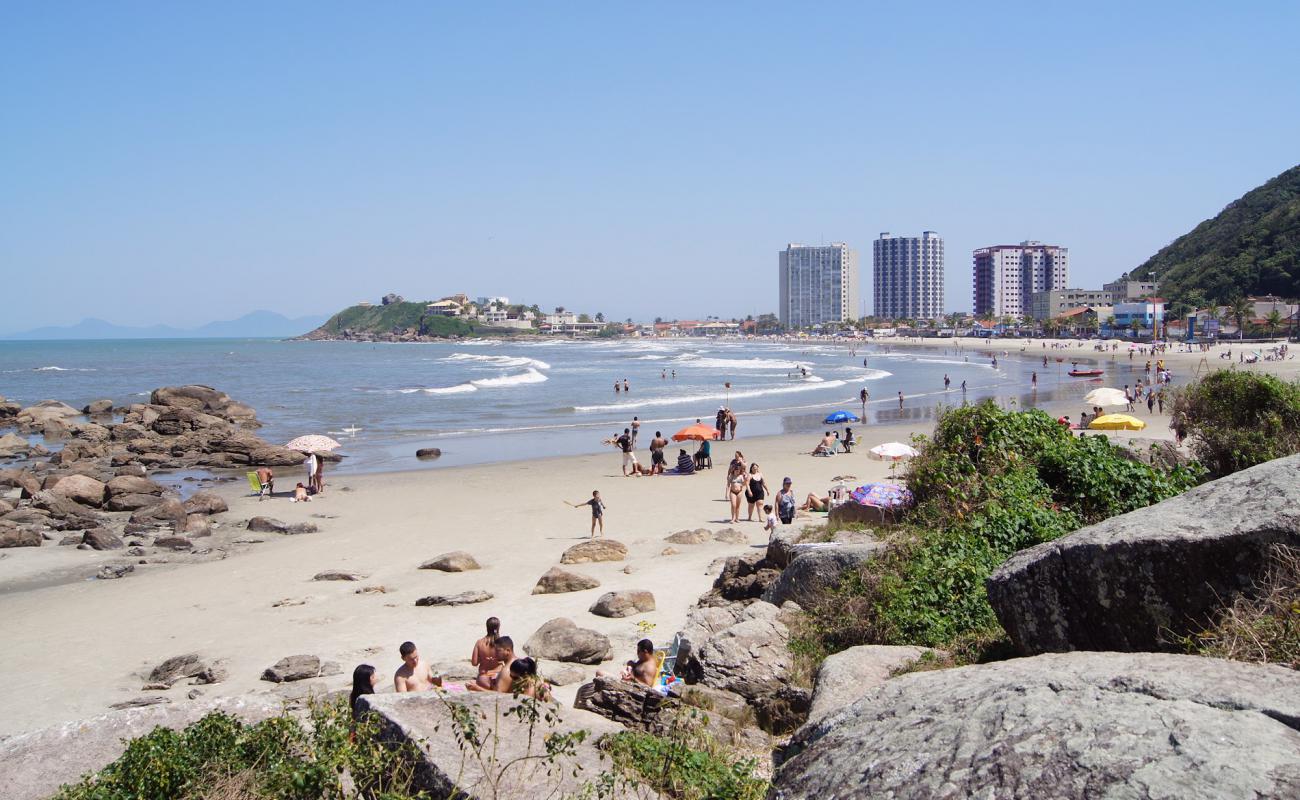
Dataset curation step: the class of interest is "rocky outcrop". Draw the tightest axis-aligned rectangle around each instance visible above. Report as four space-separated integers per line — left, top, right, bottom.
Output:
0 526 42 548
0 696 281 800
104 474 164 498
807 645 935 723
694 601 808 733
48 474 106 507
82 399 114 415
419 550 481 571
560 539 627 564
524 618 612 664
589 590 655 618
531 566 600 594
81 529 124 551
261 654 341 682
246 516 317 534
987 454 1300 655
761 543 883 609
182 490 228 515
574 676 674 729
772 652 1300 800
0 433 32 458
415 590 493 606
147 653 214 686
358 692 628 799
665 528 711 545
128 498 187 529
712 552 781 601
15 400 80 431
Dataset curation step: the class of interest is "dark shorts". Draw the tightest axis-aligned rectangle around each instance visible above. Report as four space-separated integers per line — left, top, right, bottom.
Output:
651 450 665 465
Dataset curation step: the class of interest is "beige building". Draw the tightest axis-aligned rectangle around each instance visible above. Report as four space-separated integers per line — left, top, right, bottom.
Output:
973 241 1069 318
1030 288 1115 321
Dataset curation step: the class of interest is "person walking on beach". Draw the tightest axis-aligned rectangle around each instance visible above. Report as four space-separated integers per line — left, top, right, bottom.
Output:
1157 390 1165 414
727 410 738 440
745 463 769 522
615 428 637 476
859 387 868 415
1031 371 1037 389
944 374 950 391
898 391 904 410
567 490 606 537
630 416 641 447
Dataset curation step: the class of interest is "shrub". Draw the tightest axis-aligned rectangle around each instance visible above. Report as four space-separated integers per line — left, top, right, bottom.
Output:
1183 544 1300 670
1170 370 1300 477
791 402 1203 662
598 711 768 800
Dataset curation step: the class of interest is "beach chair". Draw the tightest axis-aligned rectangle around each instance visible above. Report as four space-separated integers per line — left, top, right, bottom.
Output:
246 471 267 500
653 634 684 694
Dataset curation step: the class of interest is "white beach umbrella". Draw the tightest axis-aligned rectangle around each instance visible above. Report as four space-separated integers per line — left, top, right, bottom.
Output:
869 442 919 461
284 434 342 453
1083 388 1129 407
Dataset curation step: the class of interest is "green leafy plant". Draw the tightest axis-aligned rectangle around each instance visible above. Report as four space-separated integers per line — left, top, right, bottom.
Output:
597 710 768 800
1170 370 1300 477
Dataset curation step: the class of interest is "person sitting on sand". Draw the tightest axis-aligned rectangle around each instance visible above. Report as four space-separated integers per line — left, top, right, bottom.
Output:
507 657 552 701
394 641 443 692
256 466 274 498
801 492 830 512
597 639 659 688
292 482 311 502
813 431 836 455
674 449 696 474
466 635 517 693
471 617 503 689
567 490 605 537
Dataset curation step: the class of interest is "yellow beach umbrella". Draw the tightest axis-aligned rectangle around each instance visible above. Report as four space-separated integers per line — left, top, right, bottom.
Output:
1088 414 1146 431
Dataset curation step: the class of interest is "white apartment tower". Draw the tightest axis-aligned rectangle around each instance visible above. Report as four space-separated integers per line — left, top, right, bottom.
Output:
873 232 944 320
778 243 860 328
973 241 1070 319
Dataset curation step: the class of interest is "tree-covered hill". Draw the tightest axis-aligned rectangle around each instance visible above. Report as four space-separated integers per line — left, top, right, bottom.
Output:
1130 164 1300 304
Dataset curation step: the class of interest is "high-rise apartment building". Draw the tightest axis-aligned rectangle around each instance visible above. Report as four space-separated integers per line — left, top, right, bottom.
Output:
778 243 860 328
872 232 944 320
972 241 1069 319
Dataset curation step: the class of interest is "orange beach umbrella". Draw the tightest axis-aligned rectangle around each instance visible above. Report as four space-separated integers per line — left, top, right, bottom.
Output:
672 423 721 442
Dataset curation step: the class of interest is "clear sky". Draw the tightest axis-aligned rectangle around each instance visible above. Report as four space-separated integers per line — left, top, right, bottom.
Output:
2 1 1298 330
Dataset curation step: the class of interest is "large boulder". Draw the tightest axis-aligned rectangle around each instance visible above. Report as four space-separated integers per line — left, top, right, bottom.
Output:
772 652 1300 800
560 539 628 564
419 550 481 572
0 433 32 458
524 618 612 664
182 490 228 515
246 516 317 534
987 454 1300 655
48 474 107 508
589 590 656 618
83 399 114 415
260 654 340 682
15 400 80 429
128 498 187 529
81 529 125 551
30 490 103 527
105 492 163 512
150 386 236 417
762 543 884 609
147 653 212 686
532 566 600 594
358 692 629 799
0 526 41 548
574 676 673 729
0 696 281 800
695 601 808 733
104 474 164 497
712 552 781 601
807 645 935 723
665 528 711 545
415 590 493 607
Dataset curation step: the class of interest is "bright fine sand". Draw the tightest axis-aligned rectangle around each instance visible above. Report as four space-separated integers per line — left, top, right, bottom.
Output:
0 337 1295 738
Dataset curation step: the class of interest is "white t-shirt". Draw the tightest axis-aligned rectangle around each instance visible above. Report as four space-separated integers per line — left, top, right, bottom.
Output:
764 511 778 533
306 453 318 478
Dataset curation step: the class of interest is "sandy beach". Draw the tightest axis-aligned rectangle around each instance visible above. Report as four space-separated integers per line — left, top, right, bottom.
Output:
1 338 1294 739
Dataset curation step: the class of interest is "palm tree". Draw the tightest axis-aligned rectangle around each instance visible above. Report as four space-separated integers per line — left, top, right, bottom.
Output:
1105 316 1117 336
1265 309 1283 340
1229 297 1252 340
1129 318 1142 338
595 312 605 323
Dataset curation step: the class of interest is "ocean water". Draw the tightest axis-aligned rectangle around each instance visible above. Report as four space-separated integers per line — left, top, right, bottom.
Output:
0 337 1125 472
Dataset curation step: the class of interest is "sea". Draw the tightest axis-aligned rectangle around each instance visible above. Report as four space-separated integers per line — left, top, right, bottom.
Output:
0 337 1126 473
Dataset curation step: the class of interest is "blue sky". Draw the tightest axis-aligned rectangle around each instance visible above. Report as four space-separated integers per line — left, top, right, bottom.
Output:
2 1 1298 329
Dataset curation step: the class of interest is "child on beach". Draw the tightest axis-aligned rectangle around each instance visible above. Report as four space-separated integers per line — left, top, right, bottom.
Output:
568 490 606 537
763 504 777 537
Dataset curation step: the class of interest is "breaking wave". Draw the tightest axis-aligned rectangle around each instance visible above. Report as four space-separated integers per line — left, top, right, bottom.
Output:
571 379 847 412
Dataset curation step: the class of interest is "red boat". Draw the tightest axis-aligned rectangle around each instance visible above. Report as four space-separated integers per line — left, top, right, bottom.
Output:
1068 369 1104 377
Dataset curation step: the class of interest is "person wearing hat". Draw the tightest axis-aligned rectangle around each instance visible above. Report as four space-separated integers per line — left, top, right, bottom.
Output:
776 477 797 525
715 406 727 436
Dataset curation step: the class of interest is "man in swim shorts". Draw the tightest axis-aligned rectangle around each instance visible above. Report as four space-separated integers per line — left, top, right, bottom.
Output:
616 428 637 476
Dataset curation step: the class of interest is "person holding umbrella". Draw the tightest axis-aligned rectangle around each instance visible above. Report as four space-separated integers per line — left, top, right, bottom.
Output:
305 451 318 495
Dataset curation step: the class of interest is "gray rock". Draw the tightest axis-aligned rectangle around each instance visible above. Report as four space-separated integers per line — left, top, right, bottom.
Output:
539 662 587 686
665 528 711 545
0 433 32 458
154 536 192 550
193 665 228 685
531 566 600 594
415 447 441 459
246 516 317 534
184 514 212 537
574 676 674 729
358 692 628 799
261 654 330 682
772 651 1300 800
104 475 164 498
83 399 114 415
105 492 164 512
312 570 365 581
415 590 494 607
147 653 209 686
523 617 612 664
712 527 749 544
129 498 186 529
81 529 124 551
761 543 884 609
713 552 780 600
97 563 134 580
419 550 481 571
48 474 106 507
987 453 1300 655
807 645 935 723
0 696 282 800
695 600 809 733
182 490 228 515
560 539 627 564
0 527 42 548
588 589 656 618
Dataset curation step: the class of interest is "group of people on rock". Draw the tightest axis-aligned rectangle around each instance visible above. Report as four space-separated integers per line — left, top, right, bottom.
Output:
348 617 659 720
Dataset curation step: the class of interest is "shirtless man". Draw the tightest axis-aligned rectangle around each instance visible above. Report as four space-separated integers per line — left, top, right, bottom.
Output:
255 466 274 499
598 639 658 688
648 430 668 474
813 431 836 455
394 641 442 692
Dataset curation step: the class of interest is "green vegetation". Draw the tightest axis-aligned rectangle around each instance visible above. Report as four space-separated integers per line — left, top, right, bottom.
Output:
310 302 539 339
54 699 425 800
791 402 1204 666
1183 544 1300 670
1170 370 1300 477
599 714 768 800
1130 163 1300 304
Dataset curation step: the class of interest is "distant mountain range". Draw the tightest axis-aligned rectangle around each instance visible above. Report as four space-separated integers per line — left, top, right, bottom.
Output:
1 310 329 340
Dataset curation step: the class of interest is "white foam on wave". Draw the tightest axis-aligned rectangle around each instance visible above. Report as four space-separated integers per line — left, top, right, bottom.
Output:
422 383 479 395
672 355 810 371
470 368 549 388
633 355 669 360
873 354 995 369
32 365 95 372
443 353 551 370
573 379 847 412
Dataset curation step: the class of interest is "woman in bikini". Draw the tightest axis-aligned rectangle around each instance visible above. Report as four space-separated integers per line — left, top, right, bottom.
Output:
727 459 747 524
470 616 503 689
